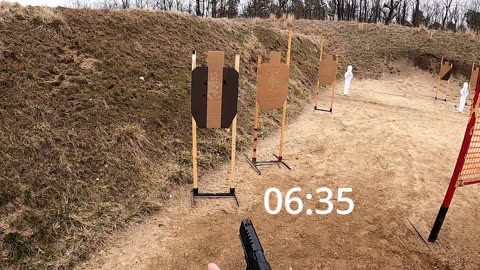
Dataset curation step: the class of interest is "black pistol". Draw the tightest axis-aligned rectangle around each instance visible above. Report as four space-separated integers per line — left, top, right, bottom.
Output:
239 219 272 270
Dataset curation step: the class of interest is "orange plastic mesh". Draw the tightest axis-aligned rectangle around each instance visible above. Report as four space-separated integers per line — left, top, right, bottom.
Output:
458 107 480 186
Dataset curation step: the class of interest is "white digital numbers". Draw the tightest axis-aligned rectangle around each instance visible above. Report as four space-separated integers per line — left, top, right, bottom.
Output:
264 187 354 215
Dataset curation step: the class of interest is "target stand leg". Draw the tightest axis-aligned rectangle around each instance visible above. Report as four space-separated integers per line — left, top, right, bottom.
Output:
191 188 239 207
314 106 333 113
245 155 262 175
272 154 292 170
434 96 447 102
244 154 291 175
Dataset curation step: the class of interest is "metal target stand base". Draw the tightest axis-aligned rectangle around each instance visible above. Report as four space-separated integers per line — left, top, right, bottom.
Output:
244 154 291 175
314 106 333 113
191 188 239 207
434 97 447 102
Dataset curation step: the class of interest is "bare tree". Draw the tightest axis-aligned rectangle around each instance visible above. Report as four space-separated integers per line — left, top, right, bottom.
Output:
64 0 480 32
412 0 421 26
383 0 400 24
441 0 453 29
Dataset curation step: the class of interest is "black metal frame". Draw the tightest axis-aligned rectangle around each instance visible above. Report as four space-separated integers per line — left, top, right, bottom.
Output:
244 154 291 175
434 96 447 102
314 105 333 113
191 188 239 207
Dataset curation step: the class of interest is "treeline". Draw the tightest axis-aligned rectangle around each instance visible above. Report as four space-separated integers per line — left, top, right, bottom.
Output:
69 0 480 32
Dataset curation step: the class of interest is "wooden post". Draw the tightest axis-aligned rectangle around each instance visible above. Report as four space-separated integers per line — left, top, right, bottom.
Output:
330 82 336 110
229 54 240 188
286 30 292 66
330 55 339 110
191 51 198 189
473 69 480 112
279 102 287 159
435 80 440 99
469 62 476 106
358 22 365 33
315 41 324 109
251 55 262 162
472 62 475 78
319 40 324 62
445 58 452 100
279 30 292 159
435 57 443 99
314 80 321 108
447 77 451 100
471 62 476 92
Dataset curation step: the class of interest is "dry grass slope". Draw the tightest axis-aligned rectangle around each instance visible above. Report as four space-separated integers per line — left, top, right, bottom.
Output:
0 2 66 32
0 6 318 269
1 5 480 269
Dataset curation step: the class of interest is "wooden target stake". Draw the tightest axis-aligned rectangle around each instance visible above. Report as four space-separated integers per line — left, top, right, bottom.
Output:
251 55 263 163
435 57 453 102
229 55 240 188
434 57 443 101
314 41 339 113
191 51 240 207
434 79 441 100
245 30 293 175
358 22 364 33
447 77 451 100
314 41 324 110
467 62 479 107
192 52 199 190
329 56 339 110
278 30 292 160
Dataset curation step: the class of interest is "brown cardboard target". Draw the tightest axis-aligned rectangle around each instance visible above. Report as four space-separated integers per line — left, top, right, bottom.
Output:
206 51 225 128
470 65 479 90
191 52 239 129
318 54 338 85
256 51 290 110
439 60 453 81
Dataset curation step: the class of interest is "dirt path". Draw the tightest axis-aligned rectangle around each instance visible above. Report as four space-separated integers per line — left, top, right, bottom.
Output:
77 71 480 270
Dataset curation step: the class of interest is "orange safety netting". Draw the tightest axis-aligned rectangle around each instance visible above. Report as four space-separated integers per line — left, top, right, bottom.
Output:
458 106 480 186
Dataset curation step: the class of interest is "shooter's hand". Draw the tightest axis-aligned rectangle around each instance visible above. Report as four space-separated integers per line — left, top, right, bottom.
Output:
208 263 220 270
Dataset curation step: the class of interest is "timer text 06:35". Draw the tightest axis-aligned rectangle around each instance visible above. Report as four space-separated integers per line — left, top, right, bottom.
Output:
264 187 354 215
